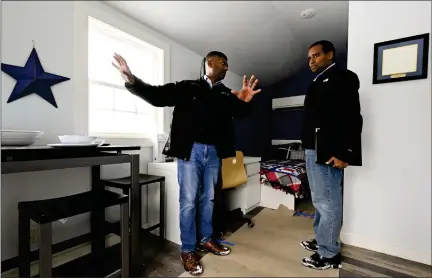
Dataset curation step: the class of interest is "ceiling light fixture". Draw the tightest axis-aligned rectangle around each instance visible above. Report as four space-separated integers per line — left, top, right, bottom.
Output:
300 8 316 19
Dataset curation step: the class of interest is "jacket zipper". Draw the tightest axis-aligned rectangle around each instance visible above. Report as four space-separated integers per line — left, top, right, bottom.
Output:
315 128 320 154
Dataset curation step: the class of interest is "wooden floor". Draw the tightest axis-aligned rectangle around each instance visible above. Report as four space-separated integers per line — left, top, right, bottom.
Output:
144 234 432 278
179 206 338 278
136 207 432 278
141 206 264 277
142 204 432 278
3 204 431 278
0 207 263 278
141 237 184 278
340 244 432 278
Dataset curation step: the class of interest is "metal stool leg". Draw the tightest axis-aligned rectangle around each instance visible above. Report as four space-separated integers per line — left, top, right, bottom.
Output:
18 212 31 278
39 223 52 277
120 202 130 277
159 180 166 243
123 187 132 233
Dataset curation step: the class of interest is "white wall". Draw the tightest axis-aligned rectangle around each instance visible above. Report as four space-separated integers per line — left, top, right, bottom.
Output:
1 0 242 260
343 1 431 265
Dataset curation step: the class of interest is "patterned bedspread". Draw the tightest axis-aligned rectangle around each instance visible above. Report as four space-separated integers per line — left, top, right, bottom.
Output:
260 159 309 199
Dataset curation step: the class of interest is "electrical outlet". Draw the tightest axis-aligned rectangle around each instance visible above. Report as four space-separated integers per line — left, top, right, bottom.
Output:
29 224 39 244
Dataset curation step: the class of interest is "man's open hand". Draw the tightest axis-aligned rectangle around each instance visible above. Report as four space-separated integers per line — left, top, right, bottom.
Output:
231 75 262 102
112 53 135 84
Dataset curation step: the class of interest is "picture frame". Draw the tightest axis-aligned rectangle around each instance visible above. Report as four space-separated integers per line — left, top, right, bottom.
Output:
372 33 429 84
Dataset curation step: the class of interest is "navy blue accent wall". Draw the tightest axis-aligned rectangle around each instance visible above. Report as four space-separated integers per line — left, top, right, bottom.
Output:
233 86 272 157
272 109 304 139
232 48 347 157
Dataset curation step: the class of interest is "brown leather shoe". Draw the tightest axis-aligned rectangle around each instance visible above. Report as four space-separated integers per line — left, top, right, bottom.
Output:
202 239 231 256
180 252 203 275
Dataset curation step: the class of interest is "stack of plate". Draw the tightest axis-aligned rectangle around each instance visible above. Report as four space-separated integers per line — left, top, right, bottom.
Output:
47 135 105 148
1 130 44 146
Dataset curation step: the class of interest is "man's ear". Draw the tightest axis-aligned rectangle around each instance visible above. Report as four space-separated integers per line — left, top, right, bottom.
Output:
207 58 213 68
328 51 334 60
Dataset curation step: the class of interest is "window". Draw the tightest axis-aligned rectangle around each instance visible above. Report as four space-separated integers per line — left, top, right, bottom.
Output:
88 16 164 137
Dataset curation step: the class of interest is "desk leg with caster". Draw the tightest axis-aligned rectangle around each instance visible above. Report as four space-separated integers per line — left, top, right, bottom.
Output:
159 179 166 243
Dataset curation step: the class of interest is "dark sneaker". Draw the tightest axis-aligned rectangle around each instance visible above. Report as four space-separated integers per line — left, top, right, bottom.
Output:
180 252 203 275
202 239 231 256
301 252 342 270
300 239 318 252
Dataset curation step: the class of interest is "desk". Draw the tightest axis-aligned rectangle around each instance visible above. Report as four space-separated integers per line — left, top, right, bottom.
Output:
1 145 142 277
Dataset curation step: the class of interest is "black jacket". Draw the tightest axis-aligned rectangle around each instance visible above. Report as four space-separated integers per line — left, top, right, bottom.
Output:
125 76 252 160
301 65 363 166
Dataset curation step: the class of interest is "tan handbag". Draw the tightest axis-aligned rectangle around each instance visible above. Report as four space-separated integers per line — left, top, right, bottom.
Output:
221 151 248 189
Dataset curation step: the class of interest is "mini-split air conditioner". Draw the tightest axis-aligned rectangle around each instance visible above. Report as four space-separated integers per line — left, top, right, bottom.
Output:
272 95 305 110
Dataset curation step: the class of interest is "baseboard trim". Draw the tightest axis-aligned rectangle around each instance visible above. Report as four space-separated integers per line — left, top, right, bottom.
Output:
341 243 432 278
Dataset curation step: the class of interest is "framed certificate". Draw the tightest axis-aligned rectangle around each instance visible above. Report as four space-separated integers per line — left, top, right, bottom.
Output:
373 33 429 84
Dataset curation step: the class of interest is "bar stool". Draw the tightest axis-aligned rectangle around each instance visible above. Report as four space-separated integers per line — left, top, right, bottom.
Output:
102 174 166 241
18 190 130 278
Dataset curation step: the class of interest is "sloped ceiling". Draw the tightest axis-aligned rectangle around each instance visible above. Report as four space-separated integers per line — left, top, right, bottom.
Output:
105 1 349 86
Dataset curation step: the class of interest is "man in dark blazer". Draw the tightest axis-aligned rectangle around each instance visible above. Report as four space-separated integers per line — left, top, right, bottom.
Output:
300 40 363 270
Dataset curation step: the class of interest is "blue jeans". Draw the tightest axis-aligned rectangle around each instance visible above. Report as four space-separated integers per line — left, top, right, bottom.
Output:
305 149 343 258
177 143 221 252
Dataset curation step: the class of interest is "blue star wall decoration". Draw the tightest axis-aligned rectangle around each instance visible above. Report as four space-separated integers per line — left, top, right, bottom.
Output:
1 46 70 108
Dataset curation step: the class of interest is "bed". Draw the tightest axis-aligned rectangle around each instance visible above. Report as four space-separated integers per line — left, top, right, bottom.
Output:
259 142 311 210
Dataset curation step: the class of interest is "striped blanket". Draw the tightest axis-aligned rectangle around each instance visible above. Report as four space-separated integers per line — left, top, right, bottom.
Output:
260 159 309 199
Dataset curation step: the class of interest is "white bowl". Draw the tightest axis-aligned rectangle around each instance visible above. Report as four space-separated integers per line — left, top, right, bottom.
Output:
58 135 98 144
1 130 44 146
2 130 44 138
1 137 39 146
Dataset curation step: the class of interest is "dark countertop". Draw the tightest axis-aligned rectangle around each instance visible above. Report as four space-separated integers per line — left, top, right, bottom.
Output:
1 145 141 162
1 145 141 151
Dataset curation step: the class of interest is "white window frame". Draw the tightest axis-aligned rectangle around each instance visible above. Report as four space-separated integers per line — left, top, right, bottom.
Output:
86 14 170 139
